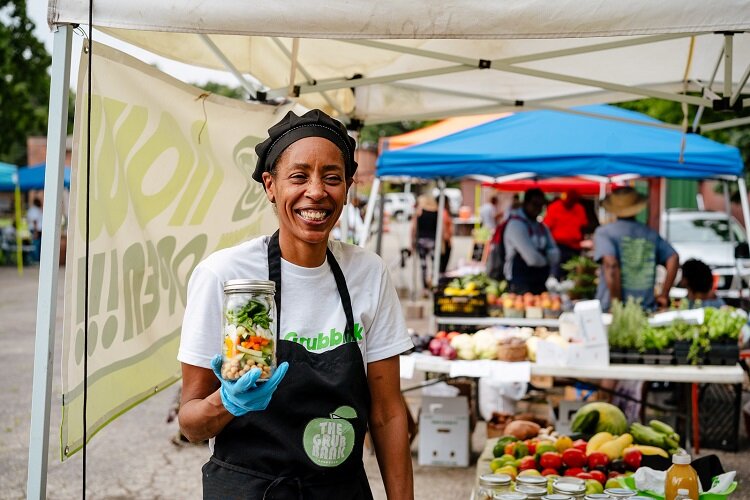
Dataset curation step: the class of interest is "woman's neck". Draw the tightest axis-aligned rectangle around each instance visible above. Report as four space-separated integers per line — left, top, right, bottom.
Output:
278 233 328 267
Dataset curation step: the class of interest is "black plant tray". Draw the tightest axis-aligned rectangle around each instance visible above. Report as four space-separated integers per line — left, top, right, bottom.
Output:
705 342 739 366
642 348 675 365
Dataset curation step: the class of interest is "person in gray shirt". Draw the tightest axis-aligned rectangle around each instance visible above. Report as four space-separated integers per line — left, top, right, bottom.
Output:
594 187 679 311
504 188 560 294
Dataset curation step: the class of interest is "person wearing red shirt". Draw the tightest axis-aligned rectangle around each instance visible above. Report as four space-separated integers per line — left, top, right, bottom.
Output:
543 190 589 278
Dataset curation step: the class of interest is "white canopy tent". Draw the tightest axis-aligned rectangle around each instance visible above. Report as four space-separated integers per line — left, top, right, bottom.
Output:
31 1 750 498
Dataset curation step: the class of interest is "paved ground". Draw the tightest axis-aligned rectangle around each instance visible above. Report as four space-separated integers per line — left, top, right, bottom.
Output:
2 222 749 499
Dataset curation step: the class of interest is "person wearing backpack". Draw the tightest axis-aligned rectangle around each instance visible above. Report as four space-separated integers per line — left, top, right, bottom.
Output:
488 188 559 294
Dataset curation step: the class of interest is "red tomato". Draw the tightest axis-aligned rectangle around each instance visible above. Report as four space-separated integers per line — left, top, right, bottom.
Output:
589 470 607 485
623 449 642 471
562 448 587 468
608 471 624 479
541 468 559 476
564 467 585 477
435 331 447 339
576 472 594 480
539 452 563 471
572 439 588 453
518 456 537 471
587 452 610 470
525 439 537 455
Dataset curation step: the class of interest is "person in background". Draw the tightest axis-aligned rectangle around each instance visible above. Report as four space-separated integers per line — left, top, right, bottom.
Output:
594 187 679 311
543 189 589 278
503 188 559 294
680 259 725 308
26 198 42 262
480 195 501 233
412 194 452 291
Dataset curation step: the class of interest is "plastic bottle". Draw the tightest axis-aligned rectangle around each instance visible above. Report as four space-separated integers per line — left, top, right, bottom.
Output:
665 452 699 500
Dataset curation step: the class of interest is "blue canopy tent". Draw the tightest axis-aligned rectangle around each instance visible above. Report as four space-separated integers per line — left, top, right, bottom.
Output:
14 163 71 191
377 105 744 180
0 162 17 188
372 105 747 288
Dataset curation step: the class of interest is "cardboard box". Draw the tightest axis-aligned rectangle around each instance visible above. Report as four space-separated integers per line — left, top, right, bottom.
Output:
418 396 470 467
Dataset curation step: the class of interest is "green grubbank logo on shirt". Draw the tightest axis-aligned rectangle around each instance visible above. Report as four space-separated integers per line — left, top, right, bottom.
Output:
303 406 357 467
283 323 364 352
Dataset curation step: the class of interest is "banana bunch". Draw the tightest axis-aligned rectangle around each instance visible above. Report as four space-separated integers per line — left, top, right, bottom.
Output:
586 431 634 459
630 420 680 454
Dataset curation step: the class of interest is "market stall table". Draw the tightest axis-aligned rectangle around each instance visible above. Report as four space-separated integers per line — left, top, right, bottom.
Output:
400 353 745 454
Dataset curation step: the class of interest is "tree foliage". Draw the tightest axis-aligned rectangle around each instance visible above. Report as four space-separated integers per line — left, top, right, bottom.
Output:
617 98 750 166
0 0 52 166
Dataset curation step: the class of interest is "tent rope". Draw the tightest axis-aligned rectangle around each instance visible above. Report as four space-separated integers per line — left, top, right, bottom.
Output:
83 0 94 496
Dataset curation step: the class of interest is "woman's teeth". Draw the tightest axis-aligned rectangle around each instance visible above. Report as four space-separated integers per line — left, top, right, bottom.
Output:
298 209 328 221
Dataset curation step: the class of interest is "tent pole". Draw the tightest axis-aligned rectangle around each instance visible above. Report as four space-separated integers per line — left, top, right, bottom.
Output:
723 34 734 99
738 177 750 235
723 181 745 300
375 180 386 256
26 24 71 500
198 34 261 98
432 180 446 290
359 177 380 248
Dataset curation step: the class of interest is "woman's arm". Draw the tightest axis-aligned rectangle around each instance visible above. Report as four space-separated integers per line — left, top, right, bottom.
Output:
178 363 234 443
601 255 622 306
368 356 414 500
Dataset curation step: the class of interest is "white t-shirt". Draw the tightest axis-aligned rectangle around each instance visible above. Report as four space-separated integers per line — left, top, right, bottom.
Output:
178 236 413 370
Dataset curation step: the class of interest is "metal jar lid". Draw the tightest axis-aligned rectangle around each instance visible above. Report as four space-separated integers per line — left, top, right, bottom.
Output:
517 476 548 487
584 495 611 500
543 495 573 500
603 488 637 498
479 473 512 487
514 485 547 499
224 279 276 294
496 494 528 500
552 481 586 496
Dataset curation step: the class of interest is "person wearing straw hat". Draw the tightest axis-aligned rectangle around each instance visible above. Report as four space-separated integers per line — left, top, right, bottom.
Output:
594 186 679 311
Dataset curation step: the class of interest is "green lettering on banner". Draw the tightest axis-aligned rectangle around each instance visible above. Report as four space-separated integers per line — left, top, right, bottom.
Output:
317 332 329 349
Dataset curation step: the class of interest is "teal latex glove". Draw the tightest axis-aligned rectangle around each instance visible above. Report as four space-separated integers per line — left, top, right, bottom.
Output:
211 355 289 416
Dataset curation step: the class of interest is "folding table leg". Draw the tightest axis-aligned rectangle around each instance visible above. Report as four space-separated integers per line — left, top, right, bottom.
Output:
691 383 700 455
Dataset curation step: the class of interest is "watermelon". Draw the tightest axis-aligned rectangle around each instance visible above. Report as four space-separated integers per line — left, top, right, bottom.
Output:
570 402 628 435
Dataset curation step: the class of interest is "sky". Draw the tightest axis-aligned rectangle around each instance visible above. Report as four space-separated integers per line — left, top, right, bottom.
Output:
27 0 238 89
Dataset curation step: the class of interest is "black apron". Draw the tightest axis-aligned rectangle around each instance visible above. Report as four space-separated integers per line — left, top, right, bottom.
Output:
509 217 551 295
203 231 373 500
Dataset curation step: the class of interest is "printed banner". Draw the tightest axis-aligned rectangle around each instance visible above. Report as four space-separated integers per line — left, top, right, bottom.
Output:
61 43 296 459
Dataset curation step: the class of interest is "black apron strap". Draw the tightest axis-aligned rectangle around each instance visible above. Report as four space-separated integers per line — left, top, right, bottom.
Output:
268 231 283 340
267 231 355 336
325 247 355 335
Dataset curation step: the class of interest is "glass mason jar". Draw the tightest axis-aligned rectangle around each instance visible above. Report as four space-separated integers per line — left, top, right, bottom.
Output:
603 489 637 499
517 476 549 489
476 473 513 500
552 478 586 499
514 485 547 500
221 279 277 382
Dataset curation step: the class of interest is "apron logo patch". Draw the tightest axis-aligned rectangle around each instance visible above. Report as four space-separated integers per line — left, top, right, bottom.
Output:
303 406 357 467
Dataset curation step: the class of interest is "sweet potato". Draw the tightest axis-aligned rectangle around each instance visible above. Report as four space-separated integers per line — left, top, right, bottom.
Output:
503 419 541 440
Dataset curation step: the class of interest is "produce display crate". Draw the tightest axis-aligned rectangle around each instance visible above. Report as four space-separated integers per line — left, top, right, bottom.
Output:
698 383 742 451
433 290 487 317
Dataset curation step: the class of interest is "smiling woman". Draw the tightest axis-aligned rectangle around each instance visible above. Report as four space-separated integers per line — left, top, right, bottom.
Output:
177 109 415 500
